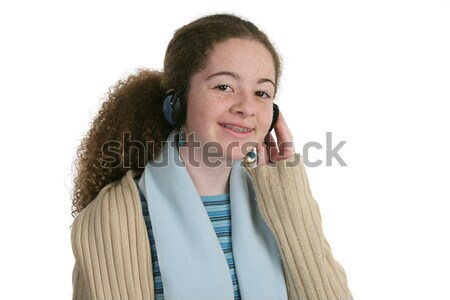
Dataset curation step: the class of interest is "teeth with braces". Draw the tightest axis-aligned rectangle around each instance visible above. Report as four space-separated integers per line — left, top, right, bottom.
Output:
222 124 251 133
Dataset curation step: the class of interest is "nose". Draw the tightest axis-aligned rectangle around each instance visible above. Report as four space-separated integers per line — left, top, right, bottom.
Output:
230 91 255 117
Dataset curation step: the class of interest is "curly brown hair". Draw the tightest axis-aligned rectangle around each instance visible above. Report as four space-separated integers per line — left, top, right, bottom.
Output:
71 13 282 216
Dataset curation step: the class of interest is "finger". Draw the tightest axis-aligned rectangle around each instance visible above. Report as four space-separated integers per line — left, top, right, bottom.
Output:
271 144 296 161
273 111 294 146
265 133 278 163
255 142 270 166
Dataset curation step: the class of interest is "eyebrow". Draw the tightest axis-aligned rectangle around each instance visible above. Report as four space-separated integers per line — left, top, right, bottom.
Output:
206 71 276 89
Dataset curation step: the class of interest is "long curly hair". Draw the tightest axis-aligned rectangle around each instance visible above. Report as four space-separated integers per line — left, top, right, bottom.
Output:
71 13 282 216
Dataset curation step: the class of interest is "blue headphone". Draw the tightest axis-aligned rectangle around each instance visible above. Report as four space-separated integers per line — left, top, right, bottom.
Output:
163 89 279 132
163 89 186 126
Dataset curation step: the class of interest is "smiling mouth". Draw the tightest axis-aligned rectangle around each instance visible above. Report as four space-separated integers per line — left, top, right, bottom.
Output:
220 123 253 133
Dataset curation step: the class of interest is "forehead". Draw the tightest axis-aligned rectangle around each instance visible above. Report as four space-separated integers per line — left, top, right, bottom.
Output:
202 38 276 81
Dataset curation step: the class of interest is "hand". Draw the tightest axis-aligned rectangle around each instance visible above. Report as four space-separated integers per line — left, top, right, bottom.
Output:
257 111 295 166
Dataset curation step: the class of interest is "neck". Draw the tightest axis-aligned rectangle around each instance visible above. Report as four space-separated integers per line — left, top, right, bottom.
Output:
178 146 232 196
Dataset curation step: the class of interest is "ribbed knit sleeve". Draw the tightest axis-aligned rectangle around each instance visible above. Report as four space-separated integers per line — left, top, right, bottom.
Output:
247 154 353 300
71 171 154 300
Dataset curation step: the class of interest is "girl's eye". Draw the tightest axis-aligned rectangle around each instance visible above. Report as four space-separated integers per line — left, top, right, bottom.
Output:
215 85 231 92
255 91 271 99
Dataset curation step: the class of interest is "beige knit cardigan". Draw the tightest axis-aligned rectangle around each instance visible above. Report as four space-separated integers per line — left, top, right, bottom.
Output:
71 155 353 299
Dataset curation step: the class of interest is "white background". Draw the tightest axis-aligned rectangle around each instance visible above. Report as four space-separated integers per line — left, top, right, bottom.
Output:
1 0 449 299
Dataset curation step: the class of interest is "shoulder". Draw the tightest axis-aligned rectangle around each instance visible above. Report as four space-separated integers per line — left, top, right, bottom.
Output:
71 170 141 254
70 170 153 297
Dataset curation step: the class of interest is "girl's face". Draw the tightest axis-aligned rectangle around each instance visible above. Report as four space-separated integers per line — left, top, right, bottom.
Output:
184 38 276 161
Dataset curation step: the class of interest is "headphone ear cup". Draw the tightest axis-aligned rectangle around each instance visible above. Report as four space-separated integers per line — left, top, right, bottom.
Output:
163 91 176 125
269 103 279 132
163 89 186 126
173 90 186 126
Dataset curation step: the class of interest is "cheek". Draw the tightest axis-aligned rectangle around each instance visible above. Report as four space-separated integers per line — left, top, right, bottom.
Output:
185 99 219 133
185 90 211 120
186 111 204 134
260 107 274 129
185 96 203 123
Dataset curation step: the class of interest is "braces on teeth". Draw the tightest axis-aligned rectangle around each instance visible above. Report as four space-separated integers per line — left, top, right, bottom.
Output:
223 124 251 133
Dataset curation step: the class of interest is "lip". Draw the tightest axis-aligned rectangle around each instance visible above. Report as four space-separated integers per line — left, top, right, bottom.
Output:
218 122 254 136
